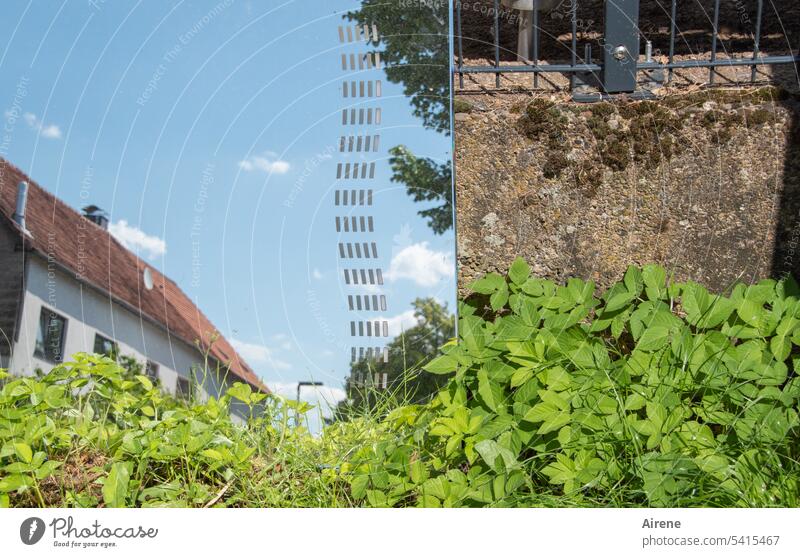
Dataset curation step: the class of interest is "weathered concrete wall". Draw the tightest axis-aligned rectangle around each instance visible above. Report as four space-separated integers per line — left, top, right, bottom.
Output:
455 86 800 293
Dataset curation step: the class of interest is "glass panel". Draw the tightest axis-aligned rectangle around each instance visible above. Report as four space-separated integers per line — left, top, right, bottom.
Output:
229 1 456 424
176 376 191 400
34 309 66 364
145 361 160 381
93 334 118 359
0 2 455 431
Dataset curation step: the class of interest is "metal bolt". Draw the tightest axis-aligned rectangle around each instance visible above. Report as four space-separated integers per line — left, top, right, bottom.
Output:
612 45 628 61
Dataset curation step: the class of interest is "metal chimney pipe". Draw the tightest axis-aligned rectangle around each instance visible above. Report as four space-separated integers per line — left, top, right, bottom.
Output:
12 181 28 230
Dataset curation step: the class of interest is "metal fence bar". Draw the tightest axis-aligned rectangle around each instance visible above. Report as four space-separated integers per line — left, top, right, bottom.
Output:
668 0 677 83
453 1 798 97
460 63 603 73
751 0 764 82
532 0 539 88
461 54 799 75
456 1 464 88
493 0 500 87
602 0 640 93
638 54 800 70
709 0 721 84
570 1 578 91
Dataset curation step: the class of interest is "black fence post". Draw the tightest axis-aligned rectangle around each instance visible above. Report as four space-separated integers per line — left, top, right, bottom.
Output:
602 0 640 94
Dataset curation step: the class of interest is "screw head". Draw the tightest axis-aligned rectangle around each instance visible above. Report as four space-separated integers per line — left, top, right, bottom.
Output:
612 45 628 61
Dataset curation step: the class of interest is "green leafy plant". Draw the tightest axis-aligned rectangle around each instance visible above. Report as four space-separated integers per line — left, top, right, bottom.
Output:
2 261 799 508
343 260 800 507
0 354 371 508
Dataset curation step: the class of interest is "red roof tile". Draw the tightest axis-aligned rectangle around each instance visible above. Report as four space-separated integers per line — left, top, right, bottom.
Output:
0 158 267 392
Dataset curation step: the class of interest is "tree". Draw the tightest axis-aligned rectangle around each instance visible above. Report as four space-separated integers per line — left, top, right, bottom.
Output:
346 1 450 135
389 145 453 235
338 298 455 416
346 2 454 234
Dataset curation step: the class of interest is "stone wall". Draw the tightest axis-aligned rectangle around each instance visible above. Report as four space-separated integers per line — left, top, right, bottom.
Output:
454 86 800 294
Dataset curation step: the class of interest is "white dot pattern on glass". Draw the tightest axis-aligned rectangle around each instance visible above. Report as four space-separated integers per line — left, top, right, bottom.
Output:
337 22 388 365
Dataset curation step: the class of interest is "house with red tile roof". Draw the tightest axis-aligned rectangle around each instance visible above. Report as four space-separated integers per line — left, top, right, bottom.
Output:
0 158 267 412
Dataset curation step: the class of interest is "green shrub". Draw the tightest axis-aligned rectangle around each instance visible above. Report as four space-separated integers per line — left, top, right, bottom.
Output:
0 353 368 507
344 260 800 507
3 260 800 508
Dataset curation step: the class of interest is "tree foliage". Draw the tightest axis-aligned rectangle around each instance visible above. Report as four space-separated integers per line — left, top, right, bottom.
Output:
389 145 453 235
346 1 450 135
342 297 455 414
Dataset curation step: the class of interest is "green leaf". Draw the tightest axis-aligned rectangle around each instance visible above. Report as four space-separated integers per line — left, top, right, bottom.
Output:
636 326 671 351
0 474 34 493
605 291 635 313
737 298 765 327
477 369 504 413
35 460 62 480
474 440 519 472
523 400 571 434
771 316 799 361
423 354 457 375
43 385 66 408
227 382 252 404
410 460 429 484
682 283 735 328
508 257 530 286
201 449 224 461
13 443 32 464
136 376 154 391
566 278 595 306
490 284 509 311
350 474 369 499
510 366 534 388
103 462 131 508
542 454 575 485
611 316 625 339
470 273 505 294
623 266 643 296
642 265 667 300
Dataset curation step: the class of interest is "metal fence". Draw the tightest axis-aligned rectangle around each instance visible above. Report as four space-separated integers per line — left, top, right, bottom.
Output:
454 0 800 101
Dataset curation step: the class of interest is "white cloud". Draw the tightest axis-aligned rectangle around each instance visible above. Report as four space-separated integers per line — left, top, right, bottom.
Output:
382 309 419 337
108 220 166 260
271 333 293 351
386 242 454 287
19 112 62 139
230 338 291 371
312 268 323 280
238 151 290 174
40 124 62 139
359 282 383 294
230 339 270 363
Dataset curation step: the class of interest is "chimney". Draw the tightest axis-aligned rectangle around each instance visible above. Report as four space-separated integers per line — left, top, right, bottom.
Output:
82 205 109 230
12 181 28 230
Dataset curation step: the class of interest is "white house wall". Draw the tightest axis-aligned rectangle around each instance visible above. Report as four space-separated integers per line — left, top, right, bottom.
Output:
10 255 227 400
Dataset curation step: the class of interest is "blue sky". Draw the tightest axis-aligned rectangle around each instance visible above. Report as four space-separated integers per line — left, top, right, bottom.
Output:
0 0 455 416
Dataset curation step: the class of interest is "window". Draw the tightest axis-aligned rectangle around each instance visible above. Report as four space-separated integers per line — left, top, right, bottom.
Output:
176 376 192 400
145 360 159 381
34 308 67 363
93 334 118 359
